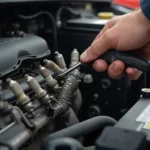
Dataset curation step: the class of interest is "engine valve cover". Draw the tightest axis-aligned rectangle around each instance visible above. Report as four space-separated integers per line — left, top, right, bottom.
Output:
0 34 50 77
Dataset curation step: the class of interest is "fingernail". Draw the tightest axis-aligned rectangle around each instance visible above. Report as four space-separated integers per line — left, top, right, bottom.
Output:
80 50 88 61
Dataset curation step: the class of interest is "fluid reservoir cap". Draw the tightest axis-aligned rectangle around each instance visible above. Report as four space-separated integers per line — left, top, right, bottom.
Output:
97 12 114 19
141 88 150 98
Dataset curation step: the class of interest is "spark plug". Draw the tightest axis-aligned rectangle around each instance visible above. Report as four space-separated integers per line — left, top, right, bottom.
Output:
44 59 63 74
7 78 34 112
38 65 58 89
25 75 50 105
70 49 80 67
55 51 66 69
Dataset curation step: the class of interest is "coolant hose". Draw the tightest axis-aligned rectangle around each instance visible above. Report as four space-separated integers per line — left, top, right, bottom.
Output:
55 108 79 130
41 116 116 150
42 137 83 150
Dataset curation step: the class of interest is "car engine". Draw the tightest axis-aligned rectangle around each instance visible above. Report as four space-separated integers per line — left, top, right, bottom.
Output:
0 1 149 150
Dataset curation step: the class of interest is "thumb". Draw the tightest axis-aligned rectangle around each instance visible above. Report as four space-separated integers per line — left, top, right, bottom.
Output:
80 29 114 62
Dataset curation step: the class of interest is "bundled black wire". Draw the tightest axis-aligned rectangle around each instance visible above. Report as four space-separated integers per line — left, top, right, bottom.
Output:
18 11 58 51
56 6 81 22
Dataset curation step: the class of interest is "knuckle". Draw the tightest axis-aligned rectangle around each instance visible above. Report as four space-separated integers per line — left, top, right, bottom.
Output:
104 23 109 30
103 31 111 42
89 43 99 57
105 21 112 29
90 42 96 50
105 18 116 28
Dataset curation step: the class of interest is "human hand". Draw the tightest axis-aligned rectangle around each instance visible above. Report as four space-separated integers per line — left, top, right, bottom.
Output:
80 9 150 80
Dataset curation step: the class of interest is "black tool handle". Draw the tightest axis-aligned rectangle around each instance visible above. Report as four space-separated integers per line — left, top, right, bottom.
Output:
83 49 150 72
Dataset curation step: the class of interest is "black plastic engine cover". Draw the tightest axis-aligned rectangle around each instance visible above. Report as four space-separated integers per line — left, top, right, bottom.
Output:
0 34 50 77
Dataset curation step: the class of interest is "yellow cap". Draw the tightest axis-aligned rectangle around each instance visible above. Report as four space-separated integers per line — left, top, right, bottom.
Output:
97 12 114 19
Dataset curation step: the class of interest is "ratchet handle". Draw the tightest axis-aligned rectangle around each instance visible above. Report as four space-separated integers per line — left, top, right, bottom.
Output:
84 49 150 72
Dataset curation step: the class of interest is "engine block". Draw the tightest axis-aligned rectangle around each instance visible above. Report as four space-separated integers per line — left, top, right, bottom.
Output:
0 34 82 150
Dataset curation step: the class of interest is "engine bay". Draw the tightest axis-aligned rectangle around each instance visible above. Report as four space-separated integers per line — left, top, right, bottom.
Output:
0 1 149 150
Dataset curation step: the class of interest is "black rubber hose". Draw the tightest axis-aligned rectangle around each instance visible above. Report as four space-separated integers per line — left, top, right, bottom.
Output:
41 116 116 150
18 11 58 51
56 6 81 21
43 137 83 150
55 108 79 131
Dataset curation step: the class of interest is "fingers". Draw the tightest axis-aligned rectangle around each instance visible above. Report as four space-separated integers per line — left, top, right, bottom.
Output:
80 16 121 63
93 59 108 72
93 60 142 80
108 60 125 79
93 60 125 79
80 29 114 62
93 24 109 42
92 16 121 43
126 67 142 80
